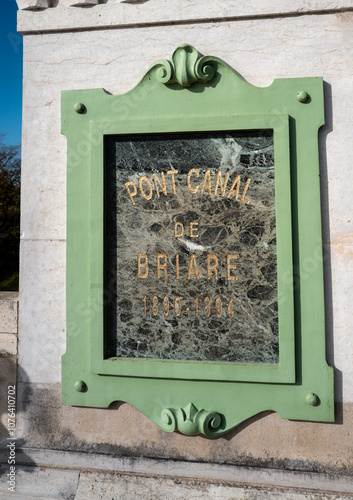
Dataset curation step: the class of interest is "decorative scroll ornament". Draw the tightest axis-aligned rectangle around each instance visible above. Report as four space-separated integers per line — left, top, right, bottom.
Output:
161 403 223 436
152 44 216 87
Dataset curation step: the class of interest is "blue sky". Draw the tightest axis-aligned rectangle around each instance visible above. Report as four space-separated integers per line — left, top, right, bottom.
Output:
0 0 22 146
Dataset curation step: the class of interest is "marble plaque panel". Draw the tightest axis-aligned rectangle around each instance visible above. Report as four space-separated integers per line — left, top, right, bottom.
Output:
104 131 278 364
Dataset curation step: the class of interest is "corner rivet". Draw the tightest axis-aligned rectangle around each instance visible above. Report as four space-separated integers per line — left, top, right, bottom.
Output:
297 91 309 103
306 393 319 406
74 102 86 114
74 380 87 392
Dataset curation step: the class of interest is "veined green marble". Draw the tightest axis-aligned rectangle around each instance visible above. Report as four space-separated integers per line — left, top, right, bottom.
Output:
105 131 278 363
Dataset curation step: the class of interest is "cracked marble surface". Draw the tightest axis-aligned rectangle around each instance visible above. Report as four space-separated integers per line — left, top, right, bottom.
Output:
105 131 278 363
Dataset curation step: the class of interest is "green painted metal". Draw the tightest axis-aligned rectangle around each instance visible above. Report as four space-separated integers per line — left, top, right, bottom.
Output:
62 44 334 436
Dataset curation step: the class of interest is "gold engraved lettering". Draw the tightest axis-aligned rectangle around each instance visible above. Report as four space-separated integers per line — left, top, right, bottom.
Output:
152 172 167 197
194 296 198 316
204 297 211 317
152 295 158 316
200 169 211 195
226 175 240 200
214 171 229 197
166 169 178 194
174 222 184 237
138 253 148 278
207 254 219 280
125 180 137 205
227 297 234 317
187 254 199 280
189 222 198 238
215 297 222 318
174 296 181 316
157 253 167 279
138 175 153 200
163 296 169 316
227 254 238 280
175 254 180 279
187 168 199 194
240 177 251 204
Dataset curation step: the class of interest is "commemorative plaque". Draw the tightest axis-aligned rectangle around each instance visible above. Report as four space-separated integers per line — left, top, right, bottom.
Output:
62 44 334 436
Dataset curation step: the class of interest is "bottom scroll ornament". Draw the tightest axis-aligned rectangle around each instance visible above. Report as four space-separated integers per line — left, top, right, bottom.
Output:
161 403 224 436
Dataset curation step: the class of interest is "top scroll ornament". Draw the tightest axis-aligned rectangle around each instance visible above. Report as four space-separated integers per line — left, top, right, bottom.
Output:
151 43 218 87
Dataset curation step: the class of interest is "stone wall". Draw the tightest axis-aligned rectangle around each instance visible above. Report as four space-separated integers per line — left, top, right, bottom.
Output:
1 1 352 498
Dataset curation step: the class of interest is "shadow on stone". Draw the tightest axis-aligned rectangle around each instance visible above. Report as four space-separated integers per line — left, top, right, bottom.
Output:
320 81 341 406
0 358 37 478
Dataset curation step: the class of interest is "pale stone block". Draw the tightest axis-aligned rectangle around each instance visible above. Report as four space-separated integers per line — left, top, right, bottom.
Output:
16 1 353 34
0 334 17 356
11 445 353 495
74 471 353 499
0 295 18 334
1 450 352 498
1 459 351 499
16 0 49 10
70 0 99 5
0 466 79 499
20 106 66 240
18 240 65 383
0 464 350 500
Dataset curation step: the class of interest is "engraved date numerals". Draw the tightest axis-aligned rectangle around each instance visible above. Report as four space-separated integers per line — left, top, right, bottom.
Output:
142 296 234 318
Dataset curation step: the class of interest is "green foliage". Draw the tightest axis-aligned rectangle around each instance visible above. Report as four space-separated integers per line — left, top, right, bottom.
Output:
0 138 20 291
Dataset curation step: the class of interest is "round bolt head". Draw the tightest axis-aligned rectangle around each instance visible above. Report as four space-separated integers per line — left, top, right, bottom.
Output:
74 102 86 114
306 392 319 406
297 91 309 103
74 380 87 392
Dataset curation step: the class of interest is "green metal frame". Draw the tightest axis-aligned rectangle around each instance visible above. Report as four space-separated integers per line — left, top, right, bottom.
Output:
62 44 334 436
